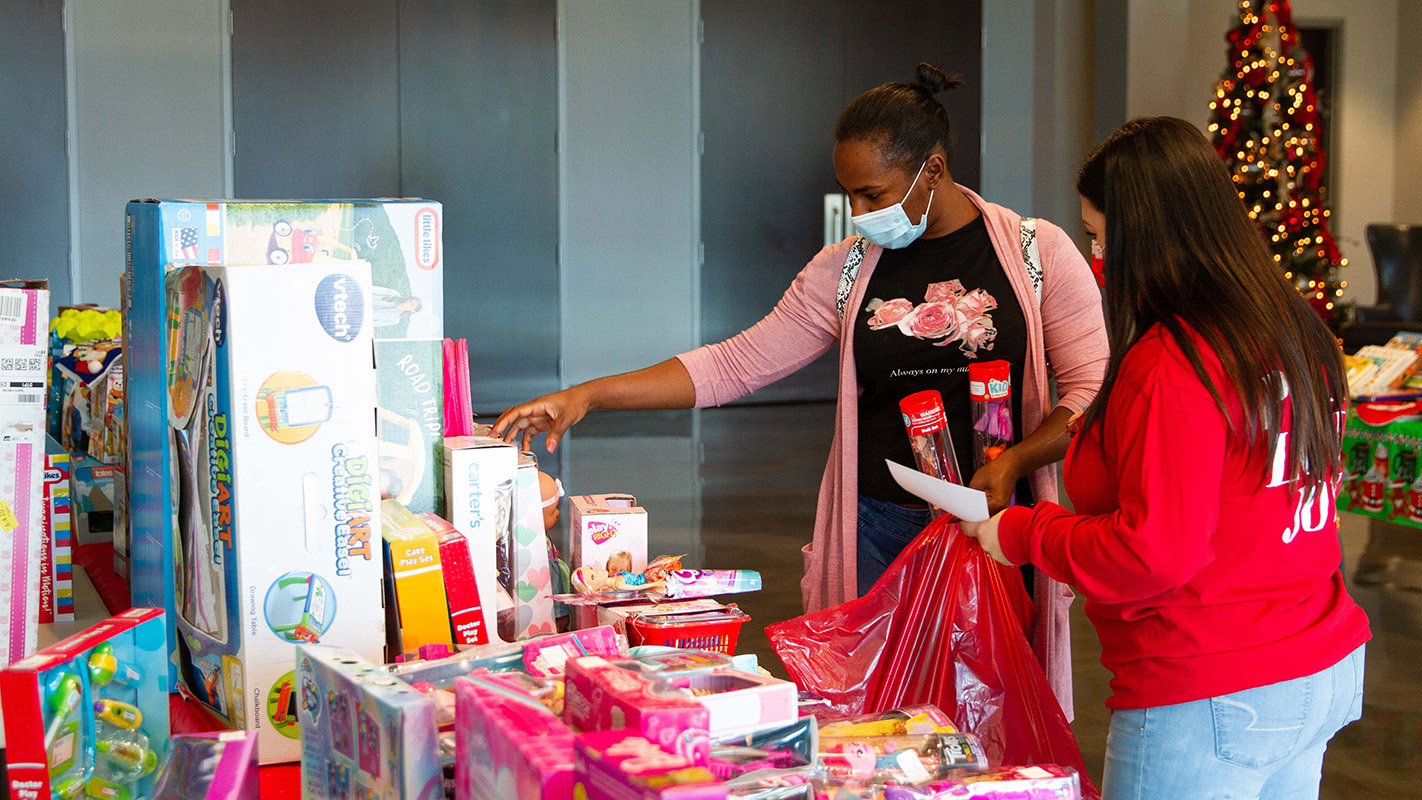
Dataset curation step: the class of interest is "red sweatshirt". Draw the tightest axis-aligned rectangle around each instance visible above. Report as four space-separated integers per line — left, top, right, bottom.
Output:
999 324 1370 710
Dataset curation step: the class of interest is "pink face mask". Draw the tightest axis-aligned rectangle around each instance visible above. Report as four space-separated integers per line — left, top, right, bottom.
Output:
1090 239 1105 289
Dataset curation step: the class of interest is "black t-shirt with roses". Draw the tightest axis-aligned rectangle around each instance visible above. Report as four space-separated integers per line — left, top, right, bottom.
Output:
853 213 1033 506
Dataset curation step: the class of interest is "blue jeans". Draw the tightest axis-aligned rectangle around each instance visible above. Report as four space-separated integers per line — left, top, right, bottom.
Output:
1103 645 1366 800
857 495 1035 598
856 496 934 596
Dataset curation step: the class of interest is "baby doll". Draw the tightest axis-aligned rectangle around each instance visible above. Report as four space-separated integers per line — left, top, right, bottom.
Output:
539 472 563 531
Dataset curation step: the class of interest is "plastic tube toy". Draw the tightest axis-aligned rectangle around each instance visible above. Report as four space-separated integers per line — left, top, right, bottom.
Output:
93 699 142 730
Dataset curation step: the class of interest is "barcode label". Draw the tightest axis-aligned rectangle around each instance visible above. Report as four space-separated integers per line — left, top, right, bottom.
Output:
0 294 25 324
16 394 41 404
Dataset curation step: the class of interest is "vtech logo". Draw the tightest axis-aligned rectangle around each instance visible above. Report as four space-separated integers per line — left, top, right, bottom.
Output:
415 208 440 270
314 273 365 343
588 521 619 545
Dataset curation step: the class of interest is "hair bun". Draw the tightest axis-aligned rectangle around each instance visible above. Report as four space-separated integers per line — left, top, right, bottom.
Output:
913 62 963 94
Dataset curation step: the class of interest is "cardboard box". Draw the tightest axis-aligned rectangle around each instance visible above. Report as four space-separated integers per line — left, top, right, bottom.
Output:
375 339 445 516
39 439 73 624
68 454 117 545
0 280 50 667
444 436 519 644
126 199 443 686
421 513 489 646
455 672 576 800
165 263 384 763
295 644 442 800
381 500 453 656
1 608 170 800
506 453 555 640
569 494 647 575
153 731 260 800
563 655 710 762
573 730 725 800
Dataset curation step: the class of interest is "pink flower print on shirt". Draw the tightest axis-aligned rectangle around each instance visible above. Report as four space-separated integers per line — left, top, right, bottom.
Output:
925 280 966 303
866 298 915 330
866 281 1000 356
908 301 958 341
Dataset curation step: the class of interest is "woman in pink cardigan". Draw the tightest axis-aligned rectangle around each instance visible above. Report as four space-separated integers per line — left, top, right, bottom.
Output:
495 64 1107 713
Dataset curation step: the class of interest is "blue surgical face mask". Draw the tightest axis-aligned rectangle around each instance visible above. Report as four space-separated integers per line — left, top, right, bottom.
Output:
851 161 934 249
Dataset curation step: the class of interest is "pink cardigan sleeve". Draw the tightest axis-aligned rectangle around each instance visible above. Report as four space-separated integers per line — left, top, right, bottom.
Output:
1036 220 1109 414
676 240 849 408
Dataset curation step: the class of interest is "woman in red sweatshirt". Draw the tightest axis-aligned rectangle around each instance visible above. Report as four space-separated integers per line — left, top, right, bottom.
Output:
962 116 1369 800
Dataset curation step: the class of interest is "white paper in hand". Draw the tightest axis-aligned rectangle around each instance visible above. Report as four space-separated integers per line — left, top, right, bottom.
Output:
886 459 991 522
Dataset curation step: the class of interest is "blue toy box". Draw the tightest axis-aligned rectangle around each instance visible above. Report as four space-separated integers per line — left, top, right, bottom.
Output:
124 199 443 688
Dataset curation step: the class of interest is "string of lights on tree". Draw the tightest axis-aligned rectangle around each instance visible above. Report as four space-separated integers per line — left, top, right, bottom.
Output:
1207 0 1348 328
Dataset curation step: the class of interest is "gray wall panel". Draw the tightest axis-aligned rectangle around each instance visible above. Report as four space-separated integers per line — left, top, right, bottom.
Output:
399 0 560 413
231 0 400 197
0 0 70 300
558 0 700 388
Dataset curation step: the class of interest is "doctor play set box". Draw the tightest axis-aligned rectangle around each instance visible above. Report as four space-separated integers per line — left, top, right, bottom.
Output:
163 263 384 763
125 199 442 686
0 280 50 669
1 608 170 800
569 494 647 575
294 644 442 800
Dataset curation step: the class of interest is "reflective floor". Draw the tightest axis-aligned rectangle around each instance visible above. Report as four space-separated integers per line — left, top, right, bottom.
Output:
557 402 1422 799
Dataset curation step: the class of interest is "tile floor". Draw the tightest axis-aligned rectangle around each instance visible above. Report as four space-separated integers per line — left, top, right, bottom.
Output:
561 401 1422 799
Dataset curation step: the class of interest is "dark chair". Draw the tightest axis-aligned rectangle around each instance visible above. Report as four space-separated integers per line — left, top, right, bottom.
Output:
1341 224 1422 352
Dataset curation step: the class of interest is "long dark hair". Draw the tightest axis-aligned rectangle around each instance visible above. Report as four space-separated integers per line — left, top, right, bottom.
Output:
1077 116 1345 489
835 63 963 169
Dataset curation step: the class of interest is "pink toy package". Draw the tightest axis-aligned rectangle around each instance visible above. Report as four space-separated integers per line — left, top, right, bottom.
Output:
573 730 727 800
668 669 796 736
454 673 576 800
522 626 625 677
151 731 259 800
882 765 1082 799
569 494 647 574
563 655 710 764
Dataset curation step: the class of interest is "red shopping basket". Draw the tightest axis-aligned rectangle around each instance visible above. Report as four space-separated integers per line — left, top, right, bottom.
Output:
627 606 750 654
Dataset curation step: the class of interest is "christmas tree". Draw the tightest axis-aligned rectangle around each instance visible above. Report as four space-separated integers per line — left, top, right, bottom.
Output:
1207 0 1348 327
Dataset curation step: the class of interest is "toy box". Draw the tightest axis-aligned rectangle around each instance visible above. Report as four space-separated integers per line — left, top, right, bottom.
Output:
886 765 1082 799
521 626 624 678
421 514 488 646
295 644 443 800
381 500 454 656
443 436 518 644
1 608 170 800
563 655 710 763
151 731 259 800
165 263 384 763
68 455 117 545
1340 404 1422 528
375 339 444 516
573 730 725 800
569 494 647 575
0 280 50 668
112 465 129 580
38 440 73 624
454 672 577 800
126 199 443 687
669 669 796 736
506 453 556 640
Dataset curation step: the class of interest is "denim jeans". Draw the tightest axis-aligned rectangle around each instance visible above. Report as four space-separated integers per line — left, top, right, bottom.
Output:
856 495 1034 598
1102 645 1366 800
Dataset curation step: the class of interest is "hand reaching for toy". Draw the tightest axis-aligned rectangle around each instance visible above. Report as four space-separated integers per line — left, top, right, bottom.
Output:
494 387 592 453
968 449 1024 516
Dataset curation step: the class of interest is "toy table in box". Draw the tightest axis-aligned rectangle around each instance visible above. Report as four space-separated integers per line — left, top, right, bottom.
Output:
1340 401 1422 527
164 263 384 764
1 608 169 800
125 199 443 688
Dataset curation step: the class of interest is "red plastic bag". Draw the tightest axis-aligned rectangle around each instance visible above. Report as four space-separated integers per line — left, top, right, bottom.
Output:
767 517 1098 799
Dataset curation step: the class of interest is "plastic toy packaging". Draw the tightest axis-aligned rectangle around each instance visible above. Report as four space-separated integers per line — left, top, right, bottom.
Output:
708 716 818 779
899 391 962 496
150 731 259 800
765 516 1099 799
820 706 957 738
660 569 763 600
879 765 1082 799
968 361 1015 501
818 732 988 786
0 609 169 800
